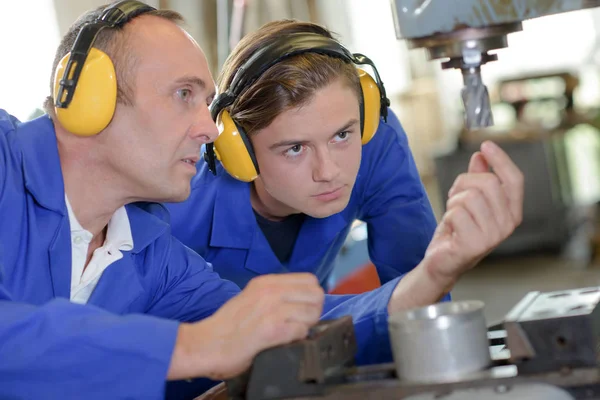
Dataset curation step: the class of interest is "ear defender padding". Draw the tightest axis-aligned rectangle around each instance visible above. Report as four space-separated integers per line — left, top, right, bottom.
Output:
213 109 260 182
358 69 381 145
53 48 117 136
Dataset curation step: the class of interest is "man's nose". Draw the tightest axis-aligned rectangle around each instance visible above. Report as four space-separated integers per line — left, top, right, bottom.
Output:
312 148 341 182
189 104 218 144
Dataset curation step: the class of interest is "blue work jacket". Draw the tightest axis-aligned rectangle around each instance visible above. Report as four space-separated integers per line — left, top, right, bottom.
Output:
0 111 403 400
166 109 438 289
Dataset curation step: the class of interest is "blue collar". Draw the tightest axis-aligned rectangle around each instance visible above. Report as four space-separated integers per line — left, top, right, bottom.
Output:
208 165 349 256
209 171 255 249
18 115 66 215
17 115 168 253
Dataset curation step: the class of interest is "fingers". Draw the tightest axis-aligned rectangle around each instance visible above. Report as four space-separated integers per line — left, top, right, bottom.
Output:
479 141 520 184
278 303 322 325
249 273 325 306
266 320 311 346
450 142 524 226
262 303 321 344
258 272 320 287
468 151 489 174
245 274 325 332
204 274 326 380
446 188 498 242
448 174 512 237
442 206 480 250
479 141 524 223
282 284 325 306
420 143 523 289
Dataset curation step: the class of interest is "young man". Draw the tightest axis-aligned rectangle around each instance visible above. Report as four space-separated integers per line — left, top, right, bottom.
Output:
0 2 523 399
165 20 524 290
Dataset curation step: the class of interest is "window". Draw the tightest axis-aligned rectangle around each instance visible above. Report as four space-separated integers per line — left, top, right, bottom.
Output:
0 1 60 121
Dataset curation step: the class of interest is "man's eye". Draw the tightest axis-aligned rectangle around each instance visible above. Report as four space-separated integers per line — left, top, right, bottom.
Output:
284 144 304 158
333 131 350 142
177 88 192 101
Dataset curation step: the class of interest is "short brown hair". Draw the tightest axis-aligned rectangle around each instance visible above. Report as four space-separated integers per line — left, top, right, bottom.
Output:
43 2 184 115
218 20 361 135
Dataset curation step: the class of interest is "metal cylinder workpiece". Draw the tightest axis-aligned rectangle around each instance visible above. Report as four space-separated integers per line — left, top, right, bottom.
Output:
388 300 490 383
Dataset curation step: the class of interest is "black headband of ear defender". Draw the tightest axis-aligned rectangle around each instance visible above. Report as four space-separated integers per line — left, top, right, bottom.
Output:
204 32 390 175
55 0 156 109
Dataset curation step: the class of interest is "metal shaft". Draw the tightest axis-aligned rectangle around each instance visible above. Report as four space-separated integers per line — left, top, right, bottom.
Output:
461 66 494 130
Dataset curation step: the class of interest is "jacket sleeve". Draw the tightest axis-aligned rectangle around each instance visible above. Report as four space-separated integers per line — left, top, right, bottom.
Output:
0 117 8 201
144 235 242 322
357 110 438 284
0 277 180 400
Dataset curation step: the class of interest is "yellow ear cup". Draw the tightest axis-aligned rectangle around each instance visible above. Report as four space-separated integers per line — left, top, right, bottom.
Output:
214 110 259 182
53 48 117 136
358 69 382 145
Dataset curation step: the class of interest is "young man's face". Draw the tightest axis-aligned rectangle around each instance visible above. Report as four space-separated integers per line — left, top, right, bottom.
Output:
104 15 217 203
251 78 363 219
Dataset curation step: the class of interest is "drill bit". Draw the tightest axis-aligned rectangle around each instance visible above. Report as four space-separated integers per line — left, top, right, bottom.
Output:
461 66 494 130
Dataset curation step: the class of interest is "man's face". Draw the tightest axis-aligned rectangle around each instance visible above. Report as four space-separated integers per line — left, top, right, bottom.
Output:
251 79 363 218
104 16 217 203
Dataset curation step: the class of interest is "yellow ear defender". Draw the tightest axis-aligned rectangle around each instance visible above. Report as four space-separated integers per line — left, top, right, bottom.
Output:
211 110 260 182
204 33 390 182
53 49 117 136
52 1 156 136
358 68 383 146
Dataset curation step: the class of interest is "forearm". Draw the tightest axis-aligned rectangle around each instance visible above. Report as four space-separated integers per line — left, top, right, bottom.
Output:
168 318 222 381
387 260 455 315
169 313 254 382
168 323 197 380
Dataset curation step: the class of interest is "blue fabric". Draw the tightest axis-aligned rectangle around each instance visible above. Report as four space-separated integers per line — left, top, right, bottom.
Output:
0 110 426 400
165 108 438 289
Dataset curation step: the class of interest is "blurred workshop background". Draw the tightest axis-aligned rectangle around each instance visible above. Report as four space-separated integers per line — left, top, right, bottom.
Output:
3 0 600 324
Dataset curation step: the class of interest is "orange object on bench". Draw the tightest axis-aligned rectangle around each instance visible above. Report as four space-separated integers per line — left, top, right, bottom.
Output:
328 262 381 295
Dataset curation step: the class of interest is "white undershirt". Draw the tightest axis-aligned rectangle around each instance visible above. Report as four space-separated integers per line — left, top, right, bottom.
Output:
65 195 134 304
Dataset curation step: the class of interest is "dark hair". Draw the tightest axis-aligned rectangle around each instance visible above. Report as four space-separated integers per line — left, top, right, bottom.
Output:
43 2 184 115
218 20 361 135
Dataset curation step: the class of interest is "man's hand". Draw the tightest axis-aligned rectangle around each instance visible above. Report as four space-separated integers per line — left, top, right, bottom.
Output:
388 141 524 314
425 140 524 285
167 273 325 381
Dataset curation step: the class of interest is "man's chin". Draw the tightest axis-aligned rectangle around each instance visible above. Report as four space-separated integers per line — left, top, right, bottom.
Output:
154 185 191 204
304 197 350 219
169 188 192 203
